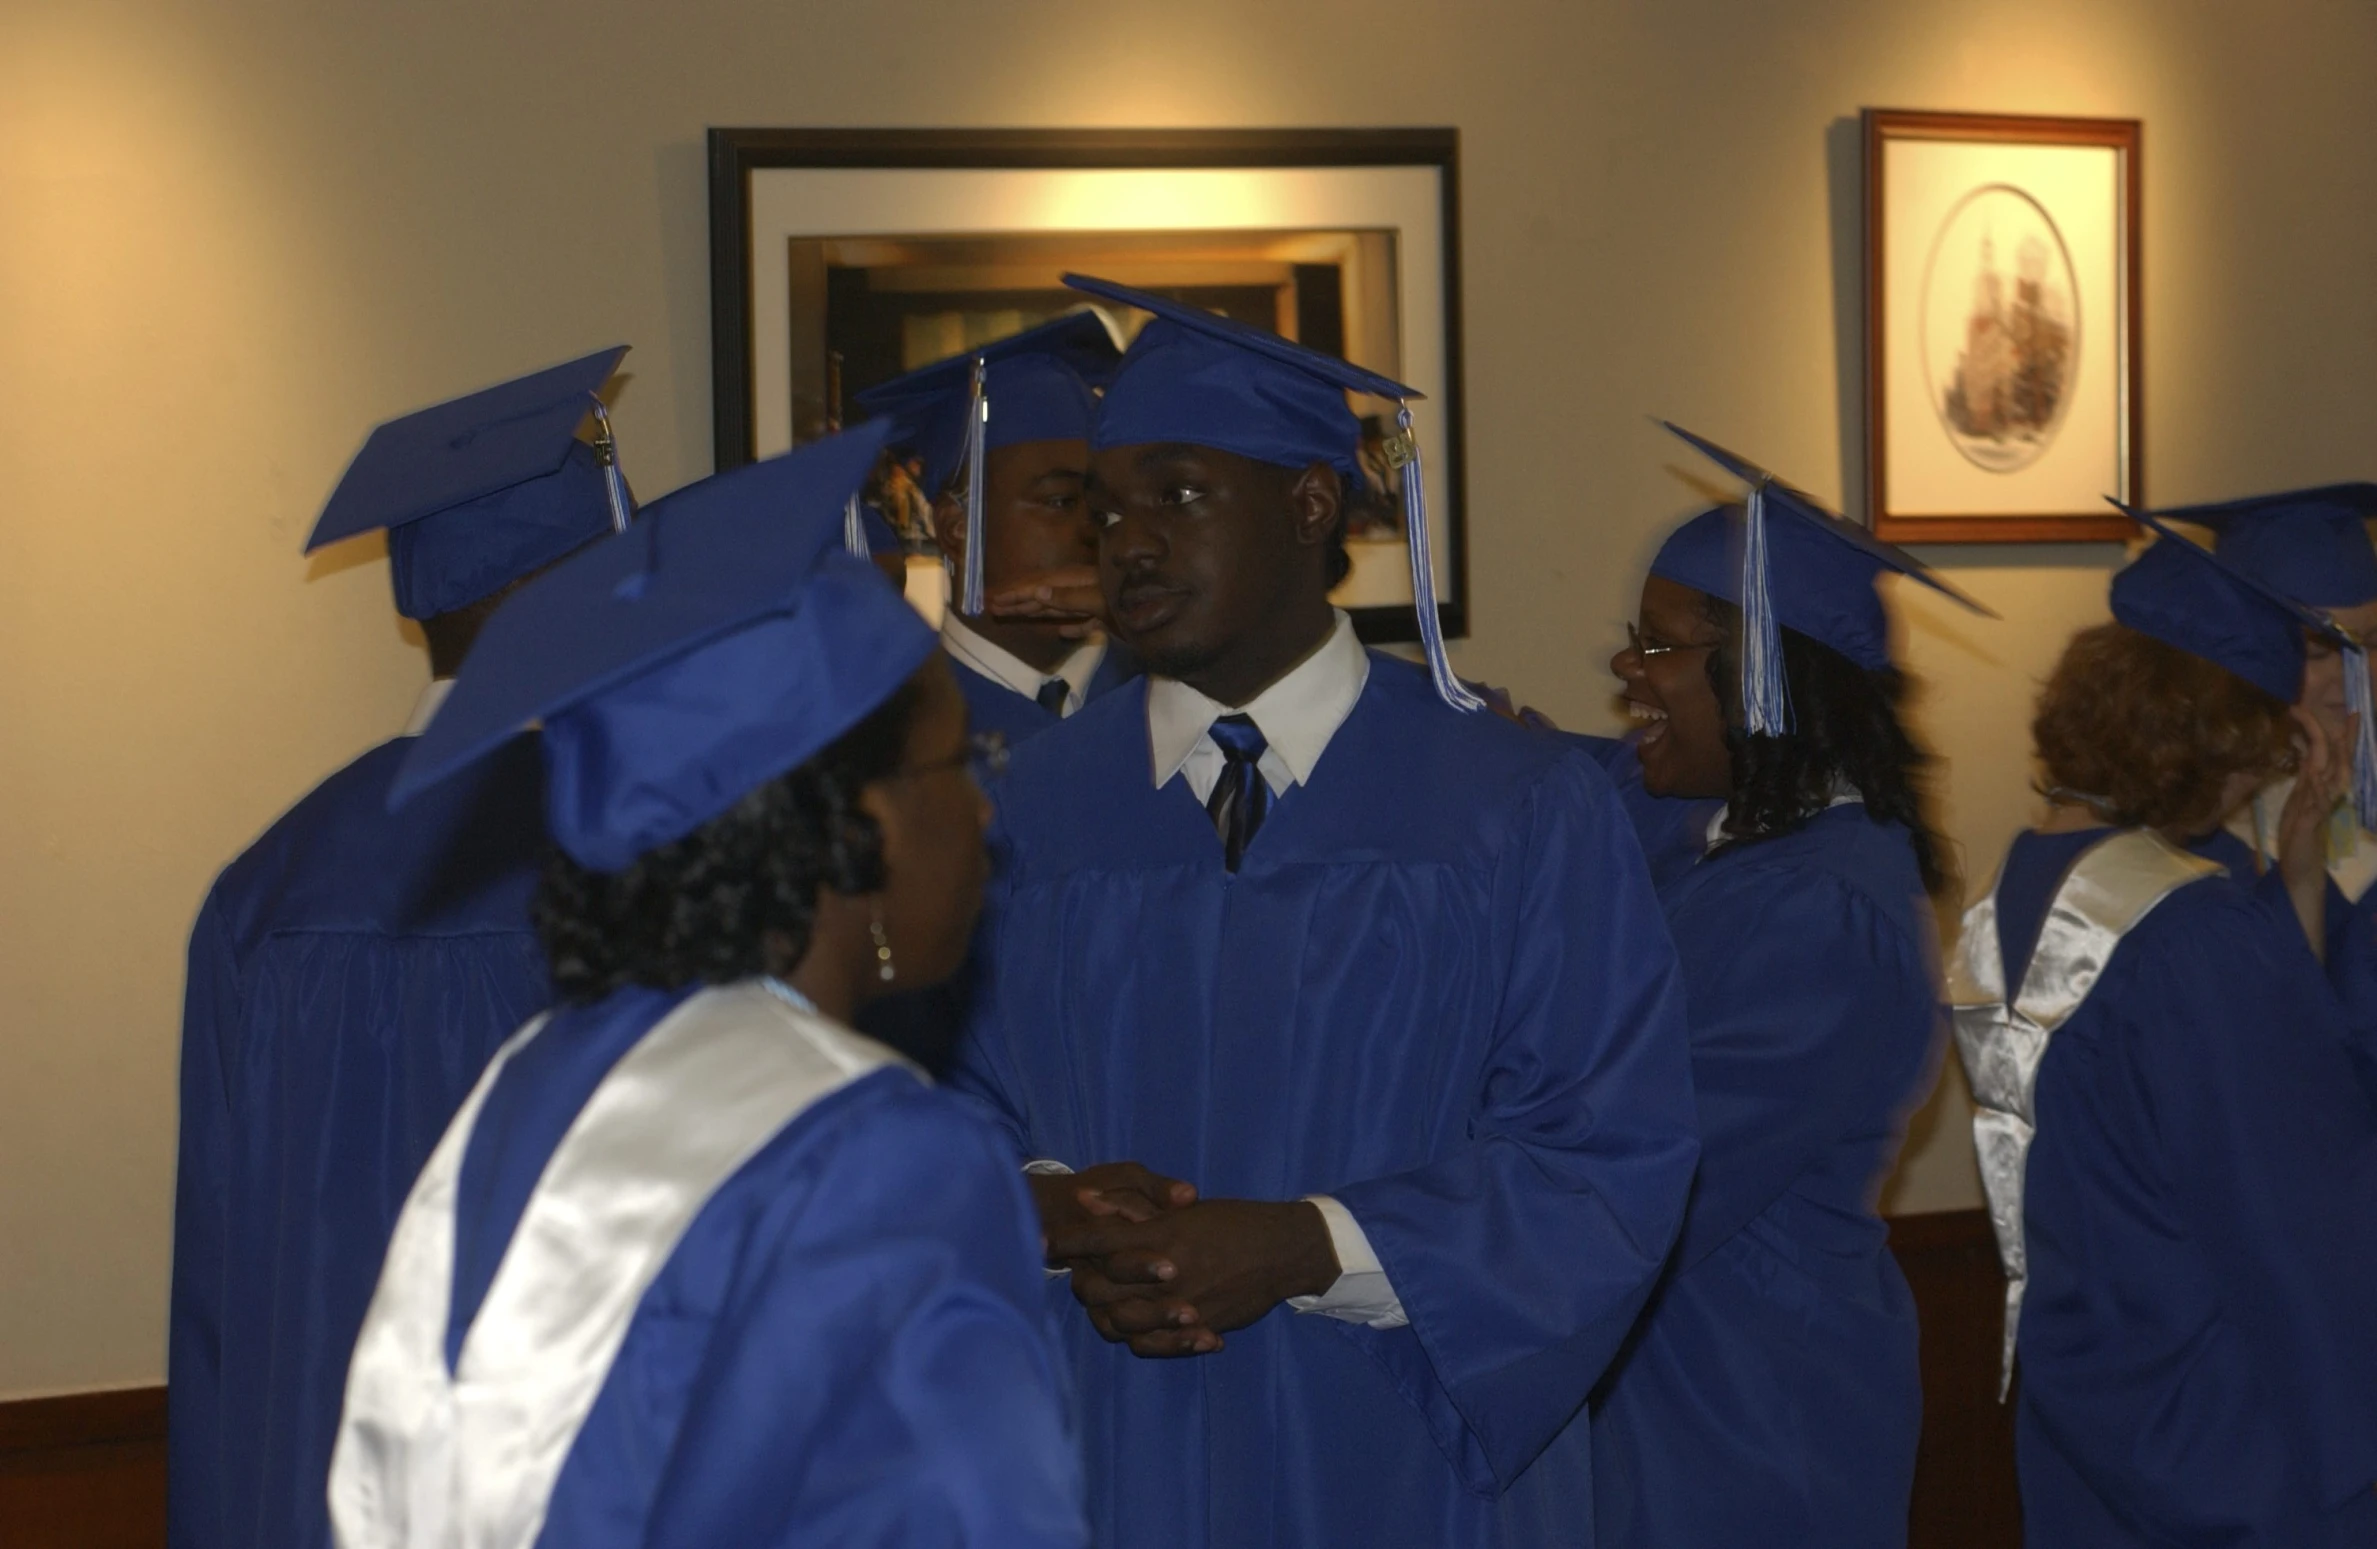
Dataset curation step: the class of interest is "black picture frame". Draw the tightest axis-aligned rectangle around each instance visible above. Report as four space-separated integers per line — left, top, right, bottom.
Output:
706 126 1468 645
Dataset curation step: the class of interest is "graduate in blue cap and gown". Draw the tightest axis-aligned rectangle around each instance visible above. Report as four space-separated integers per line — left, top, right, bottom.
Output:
1950 514 2377 1547
948 274 1700 1549
170 347 634 1549
328 424 1087 1549
1589 426 1986 1548
2178 487 2377 982
855 312 1139 744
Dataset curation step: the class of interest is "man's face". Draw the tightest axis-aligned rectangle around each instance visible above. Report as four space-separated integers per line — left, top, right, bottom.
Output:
981 437 1094 582
936 437 1094 629
1086 443 1306 680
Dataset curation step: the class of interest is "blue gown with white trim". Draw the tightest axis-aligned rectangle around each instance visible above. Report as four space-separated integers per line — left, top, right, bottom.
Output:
171 733 549 1549
430 983 1086 1547
1995 829 2377 1546
950 657 1701 1549
1589 803 1937 1547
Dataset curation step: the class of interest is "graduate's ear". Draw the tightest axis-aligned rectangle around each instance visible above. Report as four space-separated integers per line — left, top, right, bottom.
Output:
1286 463 1341 552
930 492 965 565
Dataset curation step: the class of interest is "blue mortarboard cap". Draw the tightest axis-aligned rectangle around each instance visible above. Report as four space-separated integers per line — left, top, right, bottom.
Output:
2108 500 2377 826
2159 484 2377 610
854 311 1119 494
852 311 1119 619
1656 423 1992 728
392 420 938 872
1064 271 1481 712
2109 504 2348 702
307 347 632 619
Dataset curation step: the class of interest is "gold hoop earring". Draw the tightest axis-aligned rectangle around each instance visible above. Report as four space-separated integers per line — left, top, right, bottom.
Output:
868 904 896 984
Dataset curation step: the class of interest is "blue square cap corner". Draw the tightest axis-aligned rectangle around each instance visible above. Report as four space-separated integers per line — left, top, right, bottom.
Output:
2156 483 2377 610
306 346 630 618
392 419 939 869
2109 499 2350 702
1651 422 1993 671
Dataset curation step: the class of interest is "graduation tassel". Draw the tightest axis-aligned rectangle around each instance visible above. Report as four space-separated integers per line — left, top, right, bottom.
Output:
2345 639 2377 831
588 397 634 534
1391 403 1485 713
958 356 989 616
1739 481 1793 735
842 491 868 560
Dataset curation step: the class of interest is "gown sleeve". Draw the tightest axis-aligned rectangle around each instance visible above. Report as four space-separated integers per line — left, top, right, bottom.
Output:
2123 904 2377 1515
168 892 238 1549
639 1093 1087 1549
1663 864 1938 1267
2247 867 2377 1108
1325 757 1701 1493
943 852 1036 1161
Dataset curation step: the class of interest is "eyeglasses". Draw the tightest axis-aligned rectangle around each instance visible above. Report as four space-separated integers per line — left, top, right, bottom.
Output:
1626 622 1718 661
889 730 1010 785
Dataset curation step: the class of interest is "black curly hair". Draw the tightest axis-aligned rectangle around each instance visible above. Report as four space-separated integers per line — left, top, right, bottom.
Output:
533 682 921 1003
1698 596 1954 899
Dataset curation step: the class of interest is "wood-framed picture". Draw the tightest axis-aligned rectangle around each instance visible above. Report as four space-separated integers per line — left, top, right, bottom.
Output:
1864 109 2142 543
706 127 1469 644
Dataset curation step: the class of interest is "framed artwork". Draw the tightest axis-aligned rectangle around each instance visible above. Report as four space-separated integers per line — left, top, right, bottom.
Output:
1863 109 2142 542
707 127 1468 642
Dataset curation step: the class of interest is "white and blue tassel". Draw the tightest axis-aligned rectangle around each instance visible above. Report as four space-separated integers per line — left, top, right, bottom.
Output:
842 492 867 560
1738 481 1793 735
588 397 634 534
2345 638 2377 831
1393 403 1485 713
958 356 989 616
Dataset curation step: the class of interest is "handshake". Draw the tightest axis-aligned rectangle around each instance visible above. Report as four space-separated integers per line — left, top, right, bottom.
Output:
1029 1162 1344 1359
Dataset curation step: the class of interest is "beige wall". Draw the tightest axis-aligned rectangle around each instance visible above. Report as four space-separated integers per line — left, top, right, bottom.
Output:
4 0 2372 1396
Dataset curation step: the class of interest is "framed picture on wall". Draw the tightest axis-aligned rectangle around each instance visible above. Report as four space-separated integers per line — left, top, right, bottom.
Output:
707 127 1468 643
1864 109 2142 543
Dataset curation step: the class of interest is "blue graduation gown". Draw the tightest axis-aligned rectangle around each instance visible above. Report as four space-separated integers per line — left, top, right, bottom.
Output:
1567 732 1725 892
2189 827 2377 1096
436 985 1085 1546
1995 830 2377 1546
856 640 1143 1072
948 638 1140 745
951 657 1701 1549
171 732 550 1549
1591 804 1937 1547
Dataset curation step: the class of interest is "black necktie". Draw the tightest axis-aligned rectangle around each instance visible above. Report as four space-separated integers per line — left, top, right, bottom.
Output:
1205 714 1272 872
1035 678 1070 716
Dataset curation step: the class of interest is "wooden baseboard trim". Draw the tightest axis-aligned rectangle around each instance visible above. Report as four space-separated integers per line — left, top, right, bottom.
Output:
0 1387 166 1455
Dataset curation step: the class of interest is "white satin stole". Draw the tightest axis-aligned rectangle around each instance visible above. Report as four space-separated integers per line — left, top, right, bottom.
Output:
1947 828 2218 1396
327 980 908 1549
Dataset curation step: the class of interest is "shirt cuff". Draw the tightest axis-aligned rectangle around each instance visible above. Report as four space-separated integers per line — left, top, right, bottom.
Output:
1022 1161 1073 1276
1286 1195 1407 1329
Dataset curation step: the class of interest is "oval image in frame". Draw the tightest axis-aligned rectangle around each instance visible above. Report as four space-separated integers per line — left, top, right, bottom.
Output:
1918 183 2080 474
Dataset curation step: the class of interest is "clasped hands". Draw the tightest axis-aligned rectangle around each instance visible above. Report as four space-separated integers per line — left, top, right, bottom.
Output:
1028 1163 1342 1358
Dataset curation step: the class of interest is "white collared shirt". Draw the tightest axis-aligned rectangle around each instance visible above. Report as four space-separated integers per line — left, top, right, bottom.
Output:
1133 608 1401 1328
1702 786 1864 853
941 614 1107 717
401 678 456 739
1145 608 1371 803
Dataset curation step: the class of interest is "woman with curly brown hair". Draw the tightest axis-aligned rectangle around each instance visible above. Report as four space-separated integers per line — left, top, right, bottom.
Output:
1588 427 1986 1549
1952 518 2377 1548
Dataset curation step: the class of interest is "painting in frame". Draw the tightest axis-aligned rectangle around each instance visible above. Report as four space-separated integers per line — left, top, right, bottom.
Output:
707 127 1468 642
1864 109 2142 543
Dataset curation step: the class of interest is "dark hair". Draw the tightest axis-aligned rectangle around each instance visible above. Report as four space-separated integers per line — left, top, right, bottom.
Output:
532 684 921 1003
1700 598 1954 898
2032 622 2294 834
